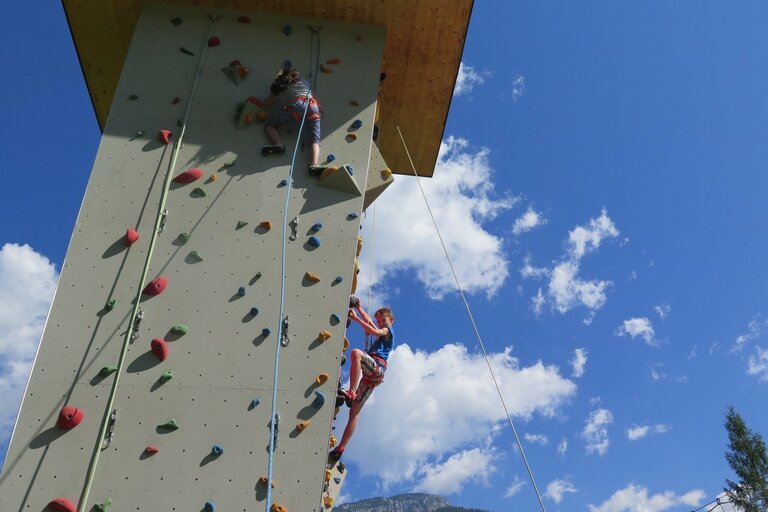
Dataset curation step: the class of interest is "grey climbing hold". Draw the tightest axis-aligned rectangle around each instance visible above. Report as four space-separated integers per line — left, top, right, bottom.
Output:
105 299 115 311
171 324 188 335
249 398 260 409
278 179 288 187
177 232 190 244
99 366 118 377
312 390 325 409
238 286 246 297
159 371 174 383
191 187 206 197
250 307 259 316
95 497 113 512
330 313 341 324
204 501 216 512
211 444 224 456
308 236 321 248
347 212 359 220
333 276 343 284
262 328 271 336
158 419 179 431
311 222 323 233
180 47 194 56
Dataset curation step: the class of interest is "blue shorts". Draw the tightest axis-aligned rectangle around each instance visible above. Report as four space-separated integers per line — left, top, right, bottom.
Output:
265 98 321 144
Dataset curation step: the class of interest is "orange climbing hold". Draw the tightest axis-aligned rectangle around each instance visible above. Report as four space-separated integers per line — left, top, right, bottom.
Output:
209 174 218 181
329 435 337 448
256 111 269 122
318 330 332 343
259 221 272 231
304 272 321 283
143 276 168 296
349 100 359 107
324 496 334 507
151 338 169 361
345 133 358 142
124 227 139 246
319 64 333 74
343 337 349 351
326 58 342 65
315 373 329 385
57 405 85 430
258 475 276 488
244 114 254 125
271 503 287 512
320 166 338 180
325 469 332 482
173 167 204 183
296 420 310 432
47 498 77 512
158 130 173 145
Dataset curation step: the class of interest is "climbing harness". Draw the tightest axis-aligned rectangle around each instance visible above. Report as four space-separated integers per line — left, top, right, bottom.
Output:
77 16 220 511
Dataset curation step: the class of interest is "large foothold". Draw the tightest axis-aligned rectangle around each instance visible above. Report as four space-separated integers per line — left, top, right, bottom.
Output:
145 445 159 455
208 36 221 47
57 406 84 430
95 497 113 512
296 420 310 432
315 373 329 385
304 272 321 283
158 130 173 145
318 166 363 196
173 168 203 183
204 501 216 512
171 324 188 335
191 187 207 197
144 276 168 296
211 444 224 455
236 220 248 229
258 221 272 231
318 330 332 343
124 227 139 246
47 498 77 512
258 475 275 488
151 338 169 361
307 236 321 248
313 390 326 409
158 419 179 431
99 366 118 377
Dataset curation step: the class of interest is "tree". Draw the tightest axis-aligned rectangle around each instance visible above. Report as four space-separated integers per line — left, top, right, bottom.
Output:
724 406 768 512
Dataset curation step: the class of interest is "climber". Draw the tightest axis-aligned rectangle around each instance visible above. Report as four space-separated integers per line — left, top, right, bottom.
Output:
259 66 326 176
329 303 395 461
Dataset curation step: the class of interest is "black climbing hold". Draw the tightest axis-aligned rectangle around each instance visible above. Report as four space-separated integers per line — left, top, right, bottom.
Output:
347 212 359 220
191 188 206 197
282 25 292 36
105 299 115 311
308 236 321 248
346 165 354 175
99 366 118 377
250 307 259 316
238 286 246 297
262 328 271 336
129 94 138 101
212 444 224 456
330 313 341 324
311 222 322 233
170 17 183 25
180 47 194 56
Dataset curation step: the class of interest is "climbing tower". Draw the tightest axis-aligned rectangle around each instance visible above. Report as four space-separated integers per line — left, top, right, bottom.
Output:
0 1 471 511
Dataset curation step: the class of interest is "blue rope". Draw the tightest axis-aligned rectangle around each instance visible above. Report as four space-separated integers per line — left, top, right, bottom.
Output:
265 91 312 512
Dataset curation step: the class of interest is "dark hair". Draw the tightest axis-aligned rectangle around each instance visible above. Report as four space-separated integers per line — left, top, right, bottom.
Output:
270 67 299 95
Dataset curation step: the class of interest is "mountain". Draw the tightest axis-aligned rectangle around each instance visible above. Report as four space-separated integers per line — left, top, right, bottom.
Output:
334 493 490 512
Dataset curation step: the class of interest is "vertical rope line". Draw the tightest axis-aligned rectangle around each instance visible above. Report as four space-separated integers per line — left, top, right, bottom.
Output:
394 125 549 512
78 17 218 510
364 203 377 351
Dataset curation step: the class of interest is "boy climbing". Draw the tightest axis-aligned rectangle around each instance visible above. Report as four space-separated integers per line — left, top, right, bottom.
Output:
259 66 326 176
329 302 395 462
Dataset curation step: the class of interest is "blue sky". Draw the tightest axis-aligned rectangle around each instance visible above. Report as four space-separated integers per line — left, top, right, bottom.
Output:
1 2 767 511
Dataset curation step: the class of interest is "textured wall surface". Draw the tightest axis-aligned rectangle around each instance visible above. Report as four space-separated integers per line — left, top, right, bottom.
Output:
0 1 387 511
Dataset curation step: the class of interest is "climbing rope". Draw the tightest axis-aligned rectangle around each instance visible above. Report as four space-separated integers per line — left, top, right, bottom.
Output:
394 124 549 512
78 16 220 511
364 202 377 351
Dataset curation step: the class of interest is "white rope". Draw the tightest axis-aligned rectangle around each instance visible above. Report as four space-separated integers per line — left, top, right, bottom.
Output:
396 125 549 512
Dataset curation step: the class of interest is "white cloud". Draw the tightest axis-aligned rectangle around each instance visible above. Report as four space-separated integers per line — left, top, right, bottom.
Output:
566 208 620 259
734 314 768 351
413 447 497 495
504 475 527 498
571 348 587 378
747 346 768 382
512 208 546 235
510 74 526 102
0 243 58 436
531 288 545 316
360 136 517 300
583 408 613 456
546 477 577 503
342 343 577 489
549 261 612 314
654 304 671 320
616 317 658 347
649 366 666 382
557 438 568 456
454 62 489 96
589 484 705 512
626 424 670 441
524 433 548 445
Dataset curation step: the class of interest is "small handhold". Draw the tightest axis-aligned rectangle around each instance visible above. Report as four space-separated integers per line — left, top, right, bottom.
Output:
189 250 203 261
313 391 326 410
57 405 85 430
304 272 321 283
324 496 334 508
255 271 263 279
158 419 179 431
238 286 246 296
124 227 139 246
170 17 183 25
347 212 359 220
47 498 77 512
143 276 168 296
105 299 116 311
330 313 340 324
326 58 342 65
208 36 221 47
173 167 203 183
171 96 180 104
334 477 341 484
135 130 144 137
277 179 288 188
159 371 174 382
236 220 248 229
262 328 271 336
249 398 260 409
223 161 235 167
259 221 272 231
333 276 343 284
229 59 242 67
343 337 349 351
350 119 363 130
99 366 118 377
345 165 354 175
204 501 216 512
211 444 224 455
350 100 359 106
308 236 321 248
95 497 113 512
282 24 292 36
258 475 276 488
311 222 323 232
177 232 190 244
158 130 173 145
296 420 310 432
144 445 159 455
171 324 188 335
381 168 393 180
271 503 286 512
326 154 336 162
250 307 259 316
180 47 194 56
315 373 329 385
151 338 169 361
329 435 337 448
129 94 139 101
209 174 217 181
176 118 184 127
345 133 358 142
191 187 207 197
319 64 332 74
318 330 332 343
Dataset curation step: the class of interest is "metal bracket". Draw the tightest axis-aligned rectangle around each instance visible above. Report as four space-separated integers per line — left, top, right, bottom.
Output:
289 216 299 241
269 412 280 452
281 316 291 347
131 309 143 341
159 208 168 233
102 409 118 450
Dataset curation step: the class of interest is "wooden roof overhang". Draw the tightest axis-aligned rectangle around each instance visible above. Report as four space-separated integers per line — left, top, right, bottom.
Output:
61 0 474 177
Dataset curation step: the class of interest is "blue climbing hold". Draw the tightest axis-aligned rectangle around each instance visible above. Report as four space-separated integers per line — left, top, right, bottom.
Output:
238 286 246 297
284 59 292 68
330 313 341 324
262 328 271 336
350 119 363 130
313 390 325 409
334 477 341 484
345 165 354 176
249 398 260 409
333 276 343 284
347 212 359 220
311 222 323 233
212 444 224 456
308 236 321 248
204 502 216 512
327 154 336 162
283 25 292 36
278 179 288 187
250 306 259 316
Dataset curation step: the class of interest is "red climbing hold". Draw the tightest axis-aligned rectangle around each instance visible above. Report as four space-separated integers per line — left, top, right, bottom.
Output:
47 498 77 512
230 59 242 67
238 15 251 23
158 130 173 145
143 276 168 296
145 445 159 455
246 96 263 108
151 338 169 361
173 168 204 183
124 227 139 246
208 36 221 47
57 406 85 430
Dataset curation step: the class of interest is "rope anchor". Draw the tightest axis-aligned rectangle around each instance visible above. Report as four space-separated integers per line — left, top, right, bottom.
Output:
288 216 299 241
101 409 118 450
280 316 290 347
131 309 143 340
158 208 169 233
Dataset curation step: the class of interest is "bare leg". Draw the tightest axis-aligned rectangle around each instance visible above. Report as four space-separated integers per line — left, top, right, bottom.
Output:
311 142 320 166
337 400 363 451
264 125 283 146
348 349 364 393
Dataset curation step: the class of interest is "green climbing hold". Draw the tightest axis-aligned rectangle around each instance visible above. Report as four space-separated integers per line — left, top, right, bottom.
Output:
99 366 118 377
190 250 203 261
135 131 144 137
158 419 179 431
160 371 174 383
180 47 194 56
191 188 206 197
237 221 248 229
105 299 115 311
177 232 190 244
255 271 262 279
95 497 113 512
129 94 138 100
170 17 183 25
171 324 189 335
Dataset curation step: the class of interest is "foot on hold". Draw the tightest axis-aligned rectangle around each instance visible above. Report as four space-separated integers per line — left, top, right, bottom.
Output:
261 145 286 156
328 447 344 463
340 389 356 407
308 164 326 177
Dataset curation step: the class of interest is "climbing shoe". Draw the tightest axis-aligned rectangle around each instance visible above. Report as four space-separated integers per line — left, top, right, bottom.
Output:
328 447 344 463
308 165 327 177
340 389 357 407
261 144 286 156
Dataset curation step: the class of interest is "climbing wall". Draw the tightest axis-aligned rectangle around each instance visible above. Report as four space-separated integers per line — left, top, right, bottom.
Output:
0 2 387 511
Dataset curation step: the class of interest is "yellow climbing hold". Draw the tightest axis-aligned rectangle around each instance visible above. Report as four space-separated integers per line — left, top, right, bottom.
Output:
324 496 334 507
209 174 218 181
271 503 287 512
305 272 321 283
258 475 276 488
329 435 337 448
325 469 332 482
343 337 349 351
381 168 392 180
259 221 272 231
357 235 363 256
316 373 329 385
296 420 310 432
318 330 332 343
